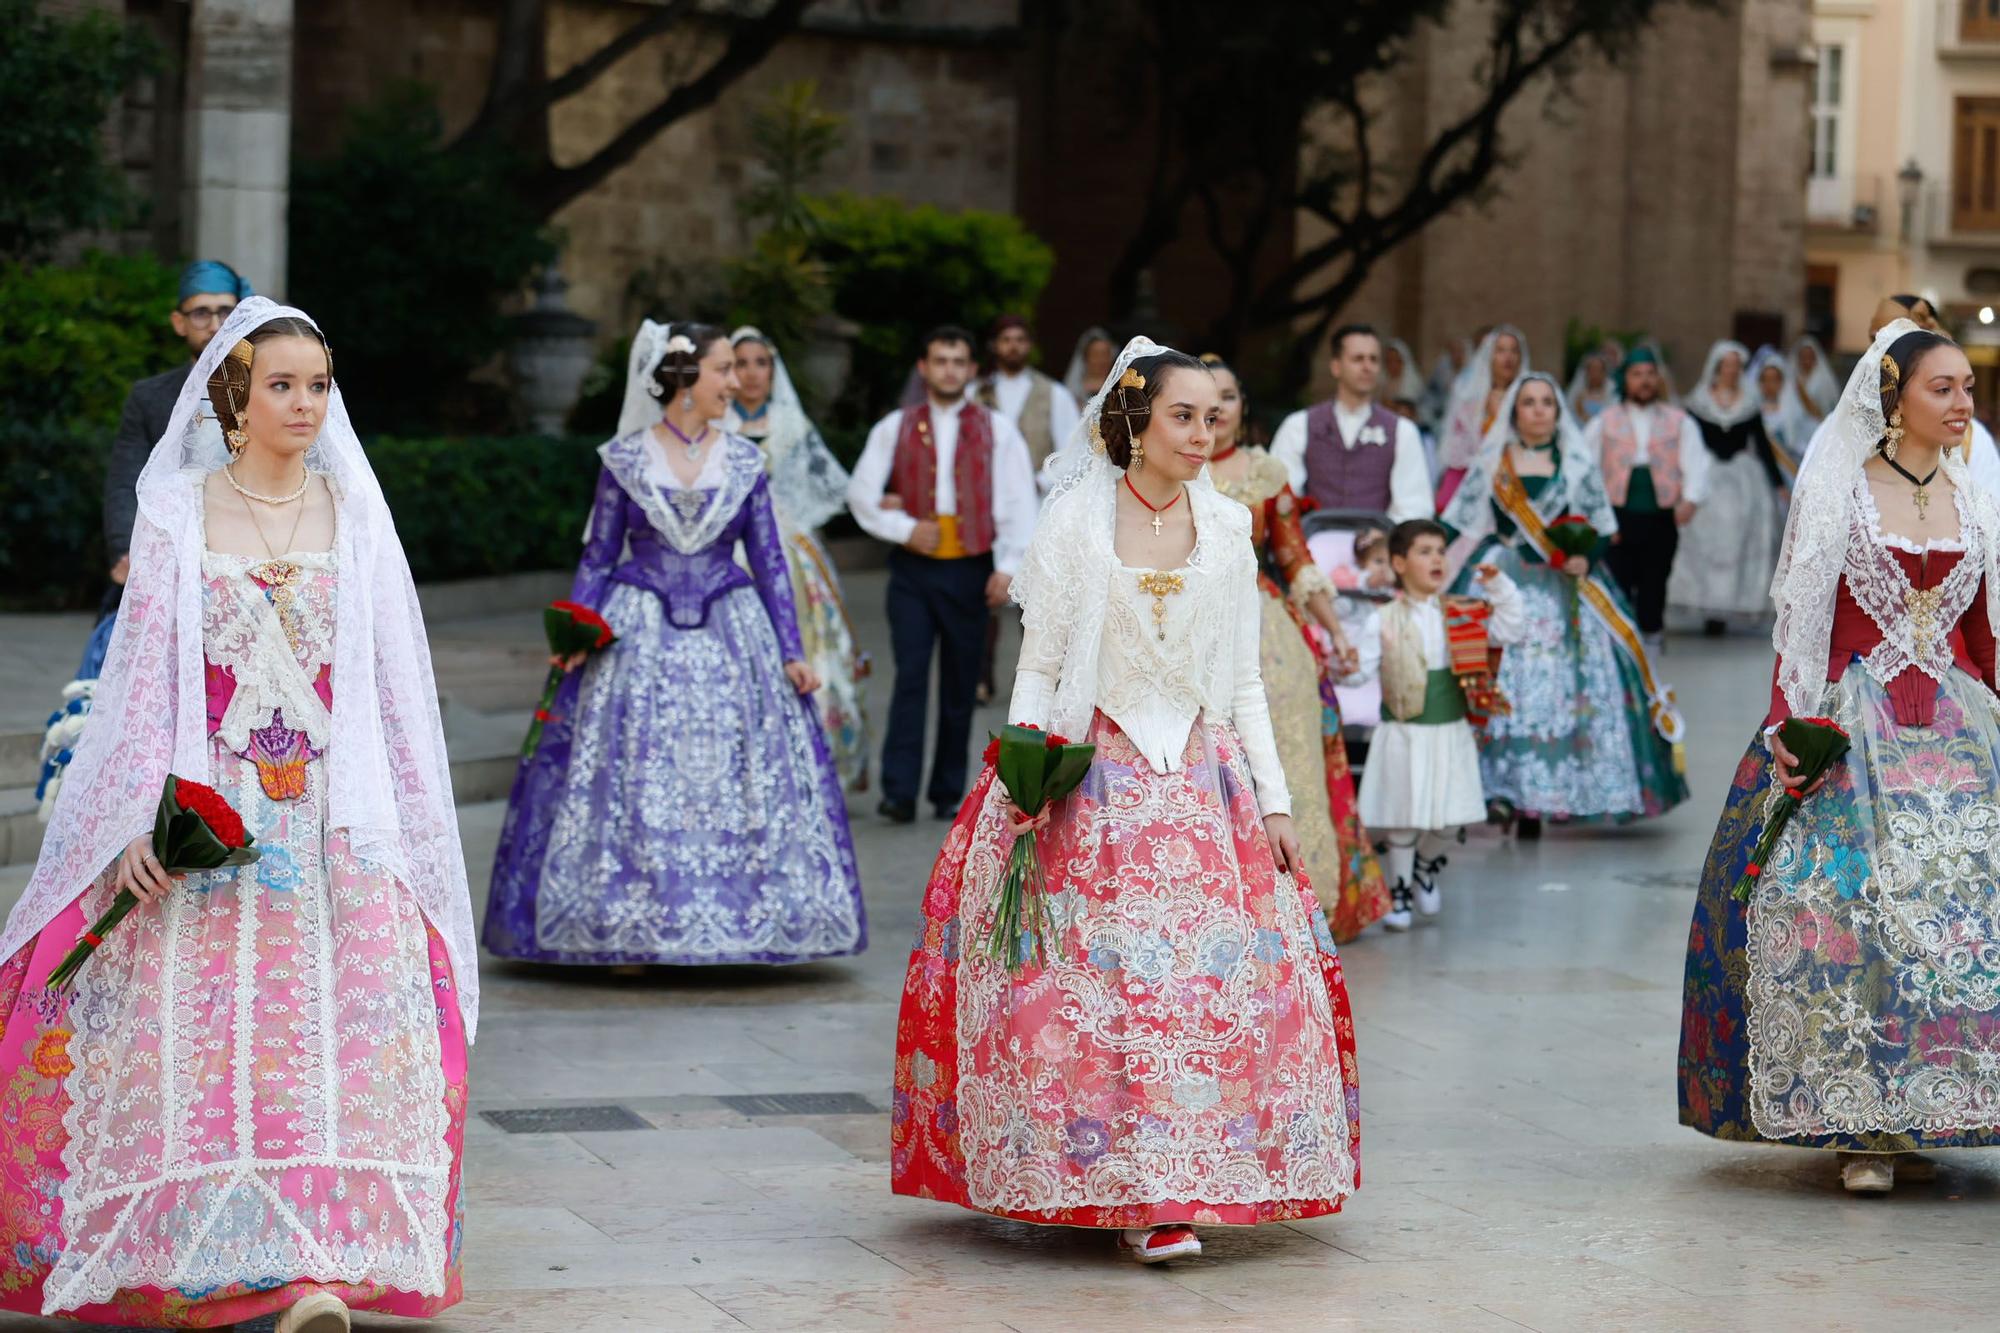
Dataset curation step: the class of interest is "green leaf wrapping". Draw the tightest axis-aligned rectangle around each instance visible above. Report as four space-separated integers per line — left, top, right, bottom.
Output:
996 724 1052 813
544 607 607 655
1731 719 1851 902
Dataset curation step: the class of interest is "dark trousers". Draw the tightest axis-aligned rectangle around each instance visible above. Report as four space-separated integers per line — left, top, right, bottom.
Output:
1607 506 1678 634
883 548 992 808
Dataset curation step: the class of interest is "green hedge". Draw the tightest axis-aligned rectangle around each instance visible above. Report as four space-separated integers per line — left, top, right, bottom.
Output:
368 435 600 583
0 252 181 428
2 429 604 611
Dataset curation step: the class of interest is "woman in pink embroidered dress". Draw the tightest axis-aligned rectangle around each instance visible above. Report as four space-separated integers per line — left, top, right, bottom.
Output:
891 339 1359 1266
0 301 475 1329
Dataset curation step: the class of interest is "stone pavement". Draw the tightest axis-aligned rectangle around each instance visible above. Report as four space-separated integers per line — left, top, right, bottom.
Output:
2 584 1999 1331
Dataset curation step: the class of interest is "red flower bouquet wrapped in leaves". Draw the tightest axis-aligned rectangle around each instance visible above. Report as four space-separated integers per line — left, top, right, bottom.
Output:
982 723 1095 972
1732 715 1853 902
521 599 618 757
1543 515 1599 562
48 774 260 990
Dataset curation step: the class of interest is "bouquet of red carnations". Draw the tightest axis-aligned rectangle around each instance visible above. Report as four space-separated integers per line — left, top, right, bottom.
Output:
1731 716 1852 903
982 723 1095 972
521 599 617 758
47 774 259 991
1543 515 1599 562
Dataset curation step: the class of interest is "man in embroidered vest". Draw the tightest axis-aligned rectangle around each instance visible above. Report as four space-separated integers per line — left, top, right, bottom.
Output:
1583 347 1711 653
849 325 1040 823
1272 323 1435 523
977 314 1081 484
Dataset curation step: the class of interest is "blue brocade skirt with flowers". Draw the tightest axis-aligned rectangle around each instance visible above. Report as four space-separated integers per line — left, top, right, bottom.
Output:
1680 665 2000 1150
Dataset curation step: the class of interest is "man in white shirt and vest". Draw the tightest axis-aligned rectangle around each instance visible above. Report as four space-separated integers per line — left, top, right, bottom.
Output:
972 314 1081 701
1583 347 1712 654
848 326 1040 823
1271 323 1435 523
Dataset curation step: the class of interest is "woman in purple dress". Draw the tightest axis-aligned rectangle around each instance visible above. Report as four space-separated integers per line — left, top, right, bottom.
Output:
483 321 866 965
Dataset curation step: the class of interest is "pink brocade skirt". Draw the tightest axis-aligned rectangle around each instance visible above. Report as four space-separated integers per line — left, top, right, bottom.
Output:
891 711 1360 1229
0 894 467 1324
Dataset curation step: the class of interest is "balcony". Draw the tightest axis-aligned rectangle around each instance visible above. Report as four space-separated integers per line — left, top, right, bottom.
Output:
1941 0 2000 57
1923 184 2000 252
1807 173 1885 235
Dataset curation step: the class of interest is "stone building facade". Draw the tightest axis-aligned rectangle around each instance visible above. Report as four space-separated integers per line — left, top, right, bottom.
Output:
61 0 1811 412
1806 0 2000 415
1300 0 1814 399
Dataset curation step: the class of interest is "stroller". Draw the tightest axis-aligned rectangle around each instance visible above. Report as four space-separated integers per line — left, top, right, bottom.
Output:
1302 507 1394 773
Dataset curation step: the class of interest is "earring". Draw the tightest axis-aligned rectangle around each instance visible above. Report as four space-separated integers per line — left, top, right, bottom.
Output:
1131 437 1145 471
226 427 248 458
682 393 694 411
1884 410 1904 461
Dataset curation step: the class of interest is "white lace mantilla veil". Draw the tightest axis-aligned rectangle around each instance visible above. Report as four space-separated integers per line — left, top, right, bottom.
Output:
5 299 480 1038
1062 325 1114 403
1439 324 1531 472
1790 334 1841 422
1017 336 1239 742
617 317 673 440
1748 345 1807 447
1771 317 2000 717
1382 335 1426 406
1683 339 1760 428
1441 370 1617 546
729 324 850 532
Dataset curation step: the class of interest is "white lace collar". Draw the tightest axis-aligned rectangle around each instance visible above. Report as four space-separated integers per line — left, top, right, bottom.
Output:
599 429 763 554
1854 472 1970 554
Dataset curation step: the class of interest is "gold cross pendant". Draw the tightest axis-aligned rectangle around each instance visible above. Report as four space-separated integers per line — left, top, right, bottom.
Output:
1912 485 1929 521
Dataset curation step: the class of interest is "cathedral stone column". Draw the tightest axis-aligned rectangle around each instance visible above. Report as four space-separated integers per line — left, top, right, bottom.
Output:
183 0 292 295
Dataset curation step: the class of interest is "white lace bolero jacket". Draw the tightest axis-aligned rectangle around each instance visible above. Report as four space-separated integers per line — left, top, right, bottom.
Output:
1006 474 1292 817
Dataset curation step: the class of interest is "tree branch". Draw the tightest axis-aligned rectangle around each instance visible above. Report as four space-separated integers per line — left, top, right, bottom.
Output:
540 0 699 108
526 0 814 217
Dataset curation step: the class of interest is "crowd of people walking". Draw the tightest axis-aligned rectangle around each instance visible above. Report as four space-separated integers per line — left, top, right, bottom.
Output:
10 256 1999 1324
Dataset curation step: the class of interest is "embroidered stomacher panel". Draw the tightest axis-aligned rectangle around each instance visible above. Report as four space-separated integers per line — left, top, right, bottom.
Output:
1845 479 1982 689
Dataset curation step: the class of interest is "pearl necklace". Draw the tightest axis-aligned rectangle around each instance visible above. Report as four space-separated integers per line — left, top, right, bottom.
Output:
224 461 311 506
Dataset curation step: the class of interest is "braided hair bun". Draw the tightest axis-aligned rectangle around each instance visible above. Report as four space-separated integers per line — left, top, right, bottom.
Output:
1098 349 1207 469
651 321 725 397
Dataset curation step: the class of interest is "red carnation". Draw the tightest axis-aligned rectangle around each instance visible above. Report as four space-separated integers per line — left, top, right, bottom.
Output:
1745 862 1761 878
173 779 246 849
982 737 1001 768
1045 733 1072 750
553 600 615 649
1795 716 1850 739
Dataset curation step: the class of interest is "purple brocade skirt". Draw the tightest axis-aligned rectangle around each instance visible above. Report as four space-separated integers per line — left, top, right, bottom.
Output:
483 583 866 965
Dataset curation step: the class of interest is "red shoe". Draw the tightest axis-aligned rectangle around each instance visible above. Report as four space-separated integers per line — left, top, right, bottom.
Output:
1118 1225 1202 1263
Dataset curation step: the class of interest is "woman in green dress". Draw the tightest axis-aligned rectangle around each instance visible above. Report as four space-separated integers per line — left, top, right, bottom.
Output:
1441 372 1687 833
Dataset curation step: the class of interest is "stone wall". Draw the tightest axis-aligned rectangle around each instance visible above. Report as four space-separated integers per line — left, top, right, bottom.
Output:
1301 0 1812 397
289 0 1020 338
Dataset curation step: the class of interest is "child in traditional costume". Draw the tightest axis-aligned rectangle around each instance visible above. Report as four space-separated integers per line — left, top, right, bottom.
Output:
1351 519 1525 928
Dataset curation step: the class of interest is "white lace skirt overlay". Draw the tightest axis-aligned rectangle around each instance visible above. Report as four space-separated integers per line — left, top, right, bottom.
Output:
1745 669 2000 1139
45 738 451 1313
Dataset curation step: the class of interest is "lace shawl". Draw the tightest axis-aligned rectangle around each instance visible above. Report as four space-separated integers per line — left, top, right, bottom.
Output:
1772 318 2000 717
5 300 479 1039
1442 371 1618 545
1011 468 1248 744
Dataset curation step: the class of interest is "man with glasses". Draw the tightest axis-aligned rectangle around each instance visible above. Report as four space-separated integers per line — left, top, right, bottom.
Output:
102 260 254 587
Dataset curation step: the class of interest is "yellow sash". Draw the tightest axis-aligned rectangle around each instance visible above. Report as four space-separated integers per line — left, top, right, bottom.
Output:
933 514 966 560
1490 455 1687 764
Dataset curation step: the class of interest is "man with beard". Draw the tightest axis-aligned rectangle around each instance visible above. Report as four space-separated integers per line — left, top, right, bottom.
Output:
977 314 1080 483
1583 347 1711 655
848 327 1040 823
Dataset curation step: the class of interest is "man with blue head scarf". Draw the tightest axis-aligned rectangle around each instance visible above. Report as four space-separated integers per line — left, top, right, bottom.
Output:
102 260 254 585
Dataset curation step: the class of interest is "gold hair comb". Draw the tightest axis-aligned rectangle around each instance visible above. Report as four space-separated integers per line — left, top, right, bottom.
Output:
1117 367 1146 391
